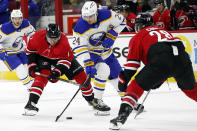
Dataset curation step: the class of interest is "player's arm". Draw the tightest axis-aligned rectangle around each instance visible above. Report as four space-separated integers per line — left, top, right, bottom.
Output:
72 31 91 64
102 10 126 48
118 37 141 92
25 34 39 78
110 10 126 33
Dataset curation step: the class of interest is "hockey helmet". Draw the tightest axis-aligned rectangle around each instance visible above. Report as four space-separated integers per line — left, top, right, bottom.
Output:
118 4 130 12
135 13 153 32
11 9 23 19
81 1 97 19
154 0 164 5
10 9 23 28
46 24 60 39
46 24 61 46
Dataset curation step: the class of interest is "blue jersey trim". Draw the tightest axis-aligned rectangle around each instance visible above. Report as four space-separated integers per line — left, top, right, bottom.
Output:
73 9 112 35
0 19 30 35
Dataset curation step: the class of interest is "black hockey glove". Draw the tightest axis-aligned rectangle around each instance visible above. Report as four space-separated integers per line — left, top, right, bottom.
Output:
28 63 40 78
48 68 61 83
118 71 130 92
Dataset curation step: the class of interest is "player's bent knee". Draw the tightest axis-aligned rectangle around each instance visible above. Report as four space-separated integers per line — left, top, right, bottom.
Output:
96 62 110 79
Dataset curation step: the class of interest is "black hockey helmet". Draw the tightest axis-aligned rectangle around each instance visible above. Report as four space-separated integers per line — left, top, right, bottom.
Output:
135 13 153 32
154 0 164 5
118 4 130 12
46 24 60 39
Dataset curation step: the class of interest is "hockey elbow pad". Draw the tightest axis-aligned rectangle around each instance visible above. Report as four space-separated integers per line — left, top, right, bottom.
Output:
102 30 118 48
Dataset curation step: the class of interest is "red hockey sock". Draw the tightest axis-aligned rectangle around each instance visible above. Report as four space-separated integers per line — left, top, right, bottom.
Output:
122 79 144 108
181 83 197 102
73 71 93 99
30 69 50 97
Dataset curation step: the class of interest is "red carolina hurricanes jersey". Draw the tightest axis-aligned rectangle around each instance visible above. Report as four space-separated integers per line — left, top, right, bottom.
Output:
175 9 196 29
126 12 136 32
124 26 180 71
153 9 171 30
26 30 74 69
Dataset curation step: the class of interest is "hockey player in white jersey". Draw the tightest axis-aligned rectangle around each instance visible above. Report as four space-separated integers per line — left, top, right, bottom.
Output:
0 9 35 91
72 1 126 115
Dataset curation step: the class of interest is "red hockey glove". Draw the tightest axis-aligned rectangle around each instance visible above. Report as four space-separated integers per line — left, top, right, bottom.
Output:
48 68 61 83
28 63 40 78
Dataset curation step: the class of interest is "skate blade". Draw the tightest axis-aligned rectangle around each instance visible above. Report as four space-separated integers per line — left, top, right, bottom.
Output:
22 109 38 116
109 122 122 130
94 110 110 116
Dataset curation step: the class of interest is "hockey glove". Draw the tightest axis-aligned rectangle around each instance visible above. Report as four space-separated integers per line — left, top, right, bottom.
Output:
28 63 40 78
84 59 96 78
0 50 7 61
102 30 118 48
48 68 61 83
118 71 130 92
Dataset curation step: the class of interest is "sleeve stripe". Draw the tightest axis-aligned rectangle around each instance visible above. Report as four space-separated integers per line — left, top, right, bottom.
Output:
73 45 88 51
26 47 38 54
75 51 89 57
57 60 71 69
74 47 89 54
124 66 138 70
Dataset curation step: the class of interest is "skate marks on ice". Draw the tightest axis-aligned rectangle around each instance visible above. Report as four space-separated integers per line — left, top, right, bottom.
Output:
0 81 197 131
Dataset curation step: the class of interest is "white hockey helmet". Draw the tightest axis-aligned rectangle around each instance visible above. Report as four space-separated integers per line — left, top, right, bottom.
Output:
11 9 23 19
10 9 23 28
81 1 97 18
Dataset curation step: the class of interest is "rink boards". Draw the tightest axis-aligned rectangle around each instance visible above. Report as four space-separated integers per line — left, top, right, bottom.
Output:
0 31 197 81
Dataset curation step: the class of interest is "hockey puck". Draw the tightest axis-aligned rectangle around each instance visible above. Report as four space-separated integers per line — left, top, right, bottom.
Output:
66 117 72 120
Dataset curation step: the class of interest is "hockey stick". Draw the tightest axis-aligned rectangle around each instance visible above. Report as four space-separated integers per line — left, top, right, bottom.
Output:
55 73 91 122
134 90 151 119
35 72 80 87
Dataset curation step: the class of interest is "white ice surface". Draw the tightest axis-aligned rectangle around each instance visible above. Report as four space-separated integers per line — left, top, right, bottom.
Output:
0 81 197 131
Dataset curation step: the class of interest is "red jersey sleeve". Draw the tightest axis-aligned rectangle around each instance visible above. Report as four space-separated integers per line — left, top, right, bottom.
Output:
26 34 38 55
55 33 74 69
124 35 141 71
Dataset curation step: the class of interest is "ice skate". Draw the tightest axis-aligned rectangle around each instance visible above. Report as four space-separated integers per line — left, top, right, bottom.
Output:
23 101 39 116
134 103 144 114
109 103 132 130
92 98 110 116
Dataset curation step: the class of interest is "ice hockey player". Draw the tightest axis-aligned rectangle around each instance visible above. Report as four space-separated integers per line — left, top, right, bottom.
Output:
116 4 136 32
0 9 35 91
109 13 197 130
153 0 171 30
24 23 94 116
72 1 126 115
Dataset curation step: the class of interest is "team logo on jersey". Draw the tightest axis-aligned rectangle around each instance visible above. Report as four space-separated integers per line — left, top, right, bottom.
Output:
178 16 188 27
12 36 23 48
156 22 165 28
89 32 106 46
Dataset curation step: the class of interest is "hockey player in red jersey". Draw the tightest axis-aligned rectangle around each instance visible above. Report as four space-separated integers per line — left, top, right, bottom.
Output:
117 4 136 32
153 0 171 30
23 24 94 116
109 13 197 130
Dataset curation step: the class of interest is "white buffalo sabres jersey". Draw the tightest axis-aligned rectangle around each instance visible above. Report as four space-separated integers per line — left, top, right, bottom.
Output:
0 19 35 53
72 9 126 64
